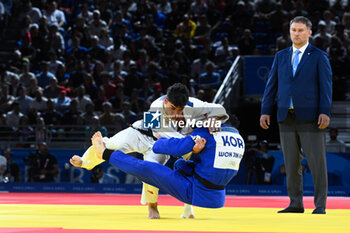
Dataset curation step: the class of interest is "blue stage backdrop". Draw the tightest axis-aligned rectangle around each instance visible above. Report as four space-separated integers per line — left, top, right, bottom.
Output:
244 56 274 96
2 148 350 196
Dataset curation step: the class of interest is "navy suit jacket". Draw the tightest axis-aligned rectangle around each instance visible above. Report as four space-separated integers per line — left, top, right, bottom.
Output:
261 44 332 122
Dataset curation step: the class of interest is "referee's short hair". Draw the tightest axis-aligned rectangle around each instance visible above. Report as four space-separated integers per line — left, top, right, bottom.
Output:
290 16 312 30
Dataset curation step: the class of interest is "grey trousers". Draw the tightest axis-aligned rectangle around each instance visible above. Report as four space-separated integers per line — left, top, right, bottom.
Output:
278 111 328 209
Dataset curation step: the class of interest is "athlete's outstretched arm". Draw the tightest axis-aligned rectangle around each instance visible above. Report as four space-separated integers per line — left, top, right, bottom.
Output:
153 136 195 157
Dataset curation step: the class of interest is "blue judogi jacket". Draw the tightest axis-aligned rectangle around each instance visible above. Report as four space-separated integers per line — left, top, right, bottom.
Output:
153 125 245 208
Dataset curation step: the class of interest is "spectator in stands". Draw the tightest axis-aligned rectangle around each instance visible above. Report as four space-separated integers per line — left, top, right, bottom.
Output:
120 50 136 73
275 22 292 53
107 37 126 61
42 98 62 126
45 24 65 56
139 79 154 102
0 154 7 183
157 0 172 15
129 88 144 115
323 10 336 34
198 63 221 90
121 101 137 125
83 73 98 101
81 102 98 125
35 116 48 143
15 85 33 115
147 62 164 86
19 61 35 87
68 60 86 88
38 15 49 43
109 83 125 112
20 0 42 24
6 101 23 131
333 24 350 49
8 50 23 71
174 14 196 38
256 0 276 16
54 86 71 114
326 128 346 153
88 36 106 63
269 2 288 34
290 1 308 18
17 115 34 144
88 9 107 37
48 51 63 75
342 12 350 33
73 85 93 113
0 113 11 140
27 142 59 182
238 29 256 55
78 2 93 23
36 61 55 88
30 89 47 112
100 71 116 100
99 101 116 127
164 1 183 31
215 37 234 64
1 147 20 182
55 63 69 85
0 1 6 38
26 76 41 97
328 37 347 101
43 76 60 98
19 14 32 40
136 49 149 75
99 27 113 48
9 74 20 97
0 84 14 112
191 1 208 20
312 20 332 51
85 115 107 138
146 82 163 106
193 14 211 43
149 2 166 29
173 49 191 75
124 63 144 95
109 59 127 84
65 36 88 69
61 98 81 126
191 50 214 79
43 1 65 28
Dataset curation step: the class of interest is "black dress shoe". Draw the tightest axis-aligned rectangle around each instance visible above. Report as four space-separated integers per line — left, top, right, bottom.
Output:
278 207 304 213
312 207 326 214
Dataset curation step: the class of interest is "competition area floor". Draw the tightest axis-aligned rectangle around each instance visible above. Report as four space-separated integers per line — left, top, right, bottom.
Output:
0 193 349 233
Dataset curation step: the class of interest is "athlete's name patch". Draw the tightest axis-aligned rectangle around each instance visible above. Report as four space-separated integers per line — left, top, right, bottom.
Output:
218 152 243 158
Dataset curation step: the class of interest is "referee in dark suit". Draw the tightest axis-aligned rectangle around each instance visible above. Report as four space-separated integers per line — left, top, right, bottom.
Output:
260 16 332 214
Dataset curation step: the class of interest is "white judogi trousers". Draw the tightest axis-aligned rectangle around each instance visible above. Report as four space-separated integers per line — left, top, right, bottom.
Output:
103 120 169 204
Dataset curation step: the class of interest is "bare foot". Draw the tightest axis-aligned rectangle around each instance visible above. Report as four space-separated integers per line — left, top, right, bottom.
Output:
148 202 160 219
91 131 106 159
70 155 83 167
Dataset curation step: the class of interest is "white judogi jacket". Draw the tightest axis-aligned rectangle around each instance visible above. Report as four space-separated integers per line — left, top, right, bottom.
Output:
148 96 229 139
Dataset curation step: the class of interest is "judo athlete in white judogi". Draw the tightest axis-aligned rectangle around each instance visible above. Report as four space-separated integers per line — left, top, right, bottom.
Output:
70 83 228 219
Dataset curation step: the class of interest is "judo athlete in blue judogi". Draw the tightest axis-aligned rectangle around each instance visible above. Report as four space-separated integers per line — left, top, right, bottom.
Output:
75 124 245 208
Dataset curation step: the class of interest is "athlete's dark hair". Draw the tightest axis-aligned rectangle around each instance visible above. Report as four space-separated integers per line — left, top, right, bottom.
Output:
166 83 189 108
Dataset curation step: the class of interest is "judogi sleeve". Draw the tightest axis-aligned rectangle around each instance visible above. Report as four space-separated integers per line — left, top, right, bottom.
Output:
153 136 195 157
189 98 229 123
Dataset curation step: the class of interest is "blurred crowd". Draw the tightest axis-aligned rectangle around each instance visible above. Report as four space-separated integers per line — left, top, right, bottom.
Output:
0 0 350 145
